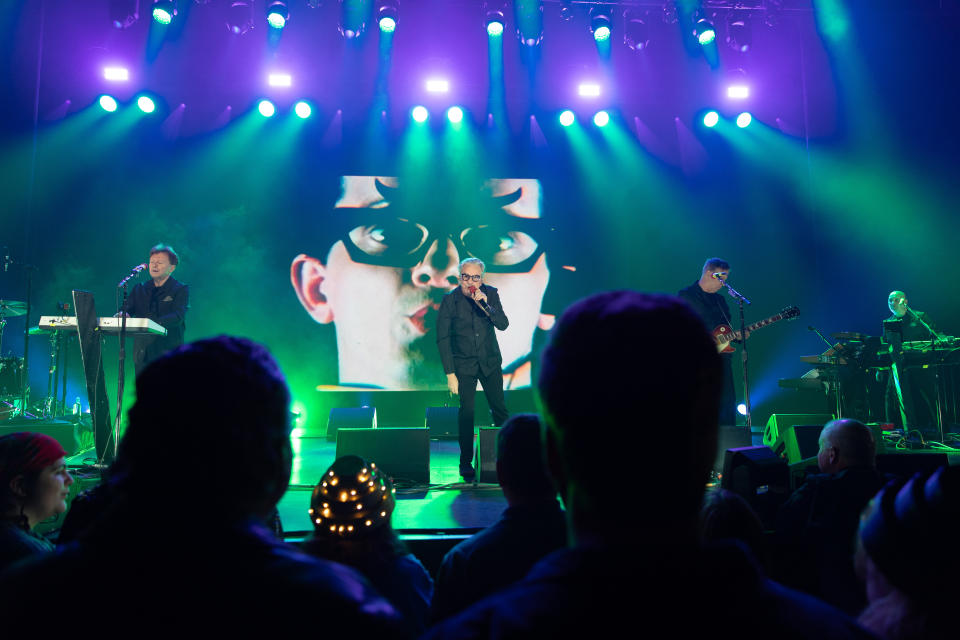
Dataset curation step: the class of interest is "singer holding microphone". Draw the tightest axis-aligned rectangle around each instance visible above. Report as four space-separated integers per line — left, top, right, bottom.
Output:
437 258 510 480
121 244 189 375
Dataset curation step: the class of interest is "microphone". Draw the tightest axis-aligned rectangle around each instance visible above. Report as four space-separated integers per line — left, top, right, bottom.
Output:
468 286 493 315
131 263 147 273
712 272 727 280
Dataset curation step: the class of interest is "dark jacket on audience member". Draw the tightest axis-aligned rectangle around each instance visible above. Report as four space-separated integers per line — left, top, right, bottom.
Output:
0 520 54 574
775 466 887 614
431 498 567 623
0 518 405 635
424 542 878 640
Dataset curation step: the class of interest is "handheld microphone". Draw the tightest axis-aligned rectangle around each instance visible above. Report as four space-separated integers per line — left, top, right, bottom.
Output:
468 286 492 314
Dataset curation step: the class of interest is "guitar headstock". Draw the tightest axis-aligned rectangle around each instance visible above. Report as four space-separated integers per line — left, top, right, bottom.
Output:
781 306 800 320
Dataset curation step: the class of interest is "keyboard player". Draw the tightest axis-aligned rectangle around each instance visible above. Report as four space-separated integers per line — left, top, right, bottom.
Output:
121 244 189 375
884 291 940 433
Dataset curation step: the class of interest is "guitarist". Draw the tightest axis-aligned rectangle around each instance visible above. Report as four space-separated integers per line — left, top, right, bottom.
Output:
678 258 740 426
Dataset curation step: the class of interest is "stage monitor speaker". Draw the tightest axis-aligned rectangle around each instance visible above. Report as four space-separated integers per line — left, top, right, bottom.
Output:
0 419 83 456
763 413 833 448
714 426 752 473
721 446 790 527
326 407 377 441
425 407 458 439
478 427 499 484
876 453 949 480
773 424 825 465
335 428 430 485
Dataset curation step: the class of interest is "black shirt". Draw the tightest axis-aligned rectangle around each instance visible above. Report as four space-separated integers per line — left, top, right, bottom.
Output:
678 281 732 332
123 276 189 370
436 285 509 378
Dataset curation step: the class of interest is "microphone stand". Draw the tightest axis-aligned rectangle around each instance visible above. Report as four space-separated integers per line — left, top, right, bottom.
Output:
808 324 843 418
720 279 752 430
907 308 940 342
112 267 141 461
7 252 38 418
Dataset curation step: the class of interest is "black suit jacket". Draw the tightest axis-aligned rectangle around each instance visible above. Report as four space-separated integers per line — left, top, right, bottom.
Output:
436 285 509 378
124 276 189 370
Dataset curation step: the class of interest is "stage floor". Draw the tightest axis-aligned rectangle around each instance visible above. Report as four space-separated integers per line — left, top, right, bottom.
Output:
65 436 508 538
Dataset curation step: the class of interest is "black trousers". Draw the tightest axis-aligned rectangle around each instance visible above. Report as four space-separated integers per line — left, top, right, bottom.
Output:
457 367 509 466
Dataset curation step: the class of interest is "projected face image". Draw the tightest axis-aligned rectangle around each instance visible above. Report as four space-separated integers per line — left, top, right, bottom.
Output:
291 176 553 390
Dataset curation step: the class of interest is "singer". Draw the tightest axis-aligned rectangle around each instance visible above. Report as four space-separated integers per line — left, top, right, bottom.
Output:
437 257 510 479
677 257 737 426
122 244 189 375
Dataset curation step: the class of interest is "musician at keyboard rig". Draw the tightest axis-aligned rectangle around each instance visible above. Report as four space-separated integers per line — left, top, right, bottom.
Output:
122 244 189 375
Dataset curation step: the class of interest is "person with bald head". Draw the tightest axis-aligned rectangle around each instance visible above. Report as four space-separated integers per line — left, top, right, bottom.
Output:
884 290 942 433
775 419 886 613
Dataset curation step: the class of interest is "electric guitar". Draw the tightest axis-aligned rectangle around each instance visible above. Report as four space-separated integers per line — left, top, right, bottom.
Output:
713 306 800 353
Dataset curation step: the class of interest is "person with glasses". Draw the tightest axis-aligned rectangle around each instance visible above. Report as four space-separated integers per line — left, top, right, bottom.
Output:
437 257 510 480
290 176 553 391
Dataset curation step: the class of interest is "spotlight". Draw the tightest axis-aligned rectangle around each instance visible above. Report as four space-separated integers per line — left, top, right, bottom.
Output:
515 0 543 47
559 110 575 127
737 403 747 416
266 2 289 29
447 106 464 124
136 95 156 113
258 100 276 117
736 112 752 128
703 111 719 128
726 14 752 53
623 9 650 52
559 0 574 22
425 78 449 93
593 110 609 127
294 101 312 119
99 95 118 112
484 1 506 37
268 73 292 87
578 83 601 98
727 85 750 99
152 0 176 25
226 1 255 35
590 6 612 42
377 1 398 33
103 66 130 81
340 0 367 38
694 18 716 46
411 106 429 123
110 0 139 29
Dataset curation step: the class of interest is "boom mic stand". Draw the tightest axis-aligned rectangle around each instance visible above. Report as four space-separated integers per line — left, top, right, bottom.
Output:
719 279 753 430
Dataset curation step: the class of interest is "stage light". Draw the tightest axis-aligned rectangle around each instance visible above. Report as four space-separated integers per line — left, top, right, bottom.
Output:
152 0 176 25
578 83 601 98
411 106 429 123
99 95 118 112
737 403 747 416
559 110 575 127
703 111 719 128
103 67 129 81
294 101 312 119
515 0 543 47
226 1 255 35
110 0 139 29
268 73 292 87
426 78 449 93
590 7 612 42
258 100 276 117
593 110 609 127
694 18 716 46
377 1 398 33
727 85 750 99
447 106 464 124
340 0 367 38
736 112 752 128
623 9 650 52
484 2 506 36
266 2 289 29
726 14 752 53
136 96 155 113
